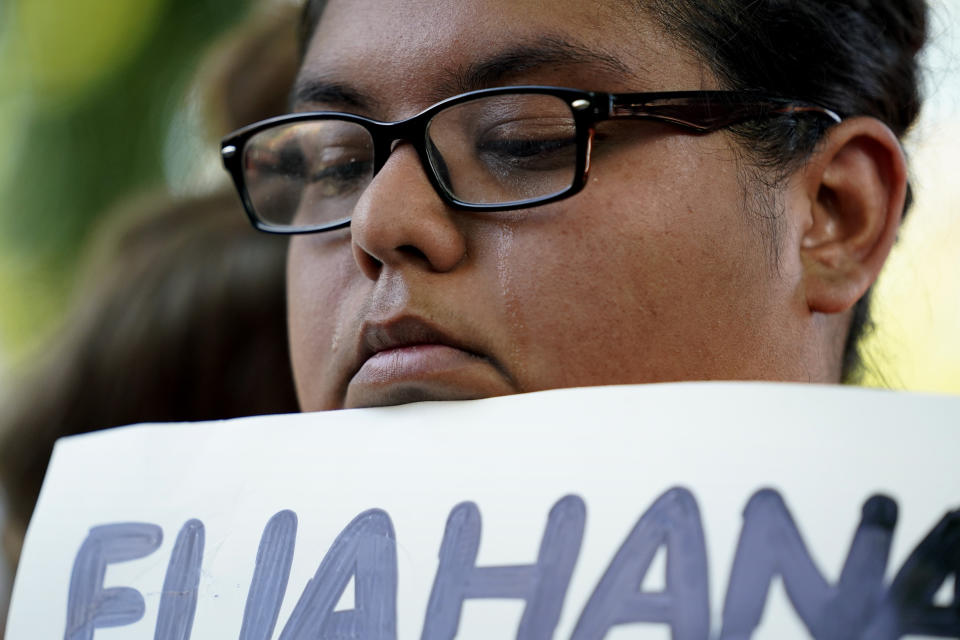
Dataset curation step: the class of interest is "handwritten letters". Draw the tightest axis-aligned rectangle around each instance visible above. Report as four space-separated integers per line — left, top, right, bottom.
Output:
63 488 960 640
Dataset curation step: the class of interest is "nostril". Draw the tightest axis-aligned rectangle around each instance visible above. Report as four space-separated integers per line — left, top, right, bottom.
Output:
397 244 429 263
352 239 384 280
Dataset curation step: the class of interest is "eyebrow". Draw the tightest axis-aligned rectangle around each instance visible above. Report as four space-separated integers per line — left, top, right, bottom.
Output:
291 34 640 113
290 80 374 111
437 35 639 100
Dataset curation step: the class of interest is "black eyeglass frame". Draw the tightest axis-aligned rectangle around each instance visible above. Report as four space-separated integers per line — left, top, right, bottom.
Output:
220 86 842 234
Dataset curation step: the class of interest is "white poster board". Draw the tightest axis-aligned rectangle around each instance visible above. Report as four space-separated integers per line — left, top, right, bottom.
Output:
6 382 960 639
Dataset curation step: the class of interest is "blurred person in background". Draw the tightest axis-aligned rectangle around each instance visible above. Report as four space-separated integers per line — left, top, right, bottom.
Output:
0 2 302 623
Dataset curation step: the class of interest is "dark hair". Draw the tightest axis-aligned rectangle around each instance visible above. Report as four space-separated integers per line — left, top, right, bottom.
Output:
297 0 928 382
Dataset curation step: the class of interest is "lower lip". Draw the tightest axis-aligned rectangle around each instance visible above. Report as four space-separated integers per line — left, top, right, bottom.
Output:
355 344 480 383
348 344 502 406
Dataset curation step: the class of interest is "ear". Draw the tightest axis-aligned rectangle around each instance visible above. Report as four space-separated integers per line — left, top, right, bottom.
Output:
797 117 908 314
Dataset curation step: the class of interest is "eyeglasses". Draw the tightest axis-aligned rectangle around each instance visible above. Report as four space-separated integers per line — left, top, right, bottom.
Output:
220 86 841 234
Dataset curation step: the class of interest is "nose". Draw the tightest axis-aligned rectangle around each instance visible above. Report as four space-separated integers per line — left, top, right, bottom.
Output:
349 143 468 280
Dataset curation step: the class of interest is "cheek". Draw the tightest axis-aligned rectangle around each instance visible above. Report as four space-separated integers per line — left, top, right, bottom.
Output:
497 138 777 385
287 234 360 409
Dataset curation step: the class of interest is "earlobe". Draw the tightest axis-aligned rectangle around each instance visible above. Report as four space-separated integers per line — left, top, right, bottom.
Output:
799 117 908 314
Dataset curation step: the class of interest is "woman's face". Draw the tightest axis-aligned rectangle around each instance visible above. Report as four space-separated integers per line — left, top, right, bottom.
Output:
288 0 813 410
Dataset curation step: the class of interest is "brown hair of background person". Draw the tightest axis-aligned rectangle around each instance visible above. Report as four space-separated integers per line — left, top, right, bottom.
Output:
0 1 301 584
0 191 299 566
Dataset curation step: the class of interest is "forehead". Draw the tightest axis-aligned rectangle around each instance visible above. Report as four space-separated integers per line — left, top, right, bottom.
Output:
299 0 709 114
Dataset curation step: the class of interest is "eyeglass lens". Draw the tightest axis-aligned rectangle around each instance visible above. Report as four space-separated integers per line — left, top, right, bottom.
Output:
243 120 373 229
240 93 579 228
425 93 578 205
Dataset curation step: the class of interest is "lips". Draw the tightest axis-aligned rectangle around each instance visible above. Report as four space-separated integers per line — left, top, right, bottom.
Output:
345 315 510 407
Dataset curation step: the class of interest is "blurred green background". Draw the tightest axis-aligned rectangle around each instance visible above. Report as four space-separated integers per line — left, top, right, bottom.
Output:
0 0 958 394
0 0 258 373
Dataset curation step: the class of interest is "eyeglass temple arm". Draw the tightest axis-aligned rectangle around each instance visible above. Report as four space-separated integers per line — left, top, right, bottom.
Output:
605 94 843 133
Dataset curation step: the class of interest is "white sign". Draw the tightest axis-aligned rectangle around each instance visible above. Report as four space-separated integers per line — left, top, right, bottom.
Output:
6 382 960 639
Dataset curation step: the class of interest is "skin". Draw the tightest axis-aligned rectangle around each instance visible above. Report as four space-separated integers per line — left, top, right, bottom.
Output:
288 0 907 410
